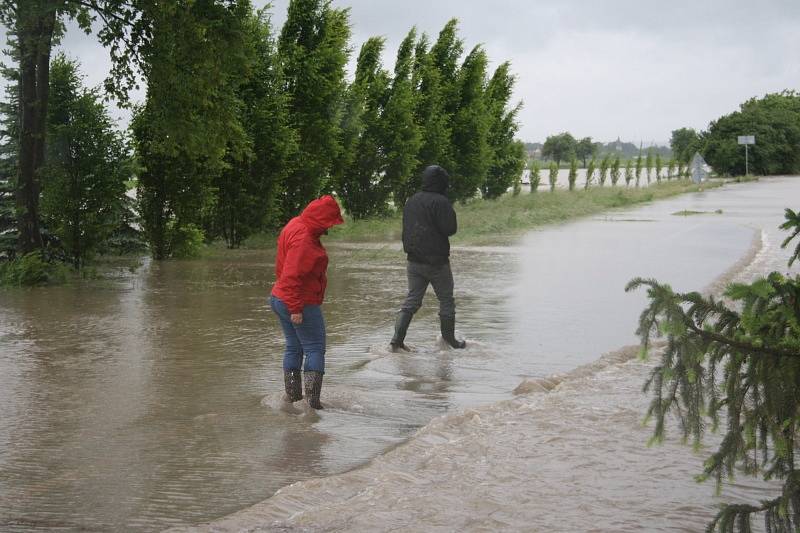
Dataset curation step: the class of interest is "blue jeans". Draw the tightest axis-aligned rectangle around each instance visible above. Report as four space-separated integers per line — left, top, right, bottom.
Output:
270 295 326 373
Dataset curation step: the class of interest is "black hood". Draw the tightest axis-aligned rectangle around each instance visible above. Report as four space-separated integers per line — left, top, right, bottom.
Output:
421 165 449 194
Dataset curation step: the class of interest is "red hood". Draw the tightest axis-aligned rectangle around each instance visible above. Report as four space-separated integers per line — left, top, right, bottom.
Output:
300 195 344 234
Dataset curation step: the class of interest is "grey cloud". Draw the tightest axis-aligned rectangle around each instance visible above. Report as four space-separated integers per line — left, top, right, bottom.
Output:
2 0 798 143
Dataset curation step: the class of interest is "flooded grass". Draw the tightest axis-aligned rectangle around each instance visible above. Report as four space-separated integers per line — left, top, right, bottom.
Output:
672 209 724 216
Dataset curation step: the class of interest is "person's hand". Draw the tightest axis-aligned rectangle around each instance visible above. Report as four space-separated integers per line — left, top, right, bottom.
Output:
291 313 303 325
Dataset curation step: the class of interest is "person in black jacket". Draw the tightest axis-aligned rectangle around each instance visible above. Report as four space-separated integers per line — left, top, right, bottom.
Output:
390 165 467 351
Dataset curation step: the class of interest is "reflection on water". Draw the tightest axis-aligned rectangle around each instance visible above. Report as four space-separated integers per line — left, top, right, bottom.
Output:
0 177 798 531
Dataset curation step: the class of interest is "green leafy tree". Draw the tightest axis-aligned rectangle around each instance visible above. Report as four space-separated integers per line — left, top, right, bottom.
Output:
411 33 450 193
704 91 800 176
335 37 391 219
542 132 576 166
610 155 621 186
548 161 558 192
134 0 252 259
624 158 634 187
598 154 610 186
211 9 297 248
278 0 350 217
41 54 131 267
429 18 463 134
0 0 154 255
670 127 701 164
0 44 18 257
576 136 595 168
567 157 578 191
645 148 654 183
655 153 662 182
482 62 525 200
584 156 596 190
529 160 540 193
450 45 490 202
667 157 676 180
635 154 643 187
383 28 421 208
626 208 800 532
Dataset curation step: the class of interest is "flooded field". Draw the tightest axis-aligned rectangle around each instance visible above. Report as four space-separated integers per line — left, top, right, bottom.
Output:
1 176 797 531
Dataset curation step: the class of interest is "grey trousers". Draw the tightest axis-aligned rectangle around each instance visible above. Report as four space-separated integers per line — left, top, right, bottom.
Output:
400 261 456 319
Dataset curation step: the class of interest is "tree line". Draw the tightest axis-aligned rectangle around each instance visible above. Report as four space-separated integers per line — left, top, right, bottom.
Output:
670 91 800 177
0 0 525 264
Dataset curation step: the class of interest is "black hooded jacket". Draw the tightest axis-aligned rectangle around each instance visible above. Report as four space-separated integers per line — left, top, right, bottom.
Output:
402 165 458 265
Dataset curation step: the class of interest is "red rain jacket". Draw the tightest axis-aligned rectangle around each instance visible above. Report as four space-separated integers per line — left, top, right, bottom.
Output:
271 195 344 313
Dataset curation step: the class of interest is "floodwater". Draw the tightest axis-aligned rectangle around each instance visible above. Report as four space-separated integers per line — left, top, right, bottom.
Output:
1 177 798 531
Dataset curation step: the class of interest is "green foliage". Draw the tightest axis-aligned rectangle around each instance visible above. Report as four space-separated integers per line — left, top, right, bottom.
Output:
41 55 133 268
567 158 578 191
482 62 525 200
635 154 643 187
670 127 701 164
134 0 252 259
335 37 392 218
450 45 490 202
542 132 576 165
279 0 350 216
1 0 153 254
667 158 676 180
655 153 662 182
168 222 205 259
585 157 596 190
624 159 634 187
703 91 800 176
645 148 654 183
529 160 541 193
383 28 421 208
210 9 297 249
576 137 595 167
627 208 800 531
0 56 17 258
548 161 558 192
0 250 68 286
610 155 621 186
598 154 610 186
412 33 451 191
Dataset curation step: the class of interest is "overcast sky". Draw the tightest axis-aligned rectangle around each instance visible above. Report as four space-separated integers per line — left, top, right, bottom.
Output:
3 0 799 144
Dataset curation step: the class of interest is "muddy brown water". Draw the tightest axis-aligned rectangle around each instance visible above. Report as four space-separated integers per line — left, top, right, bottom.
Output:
1 177 798 531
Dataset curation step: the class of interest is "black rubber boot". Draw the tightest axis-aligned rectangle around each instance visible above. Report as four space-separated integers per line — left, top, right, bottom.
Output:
283 369 303 402
304 371 324 409
440 316 466 349
390 311 413 352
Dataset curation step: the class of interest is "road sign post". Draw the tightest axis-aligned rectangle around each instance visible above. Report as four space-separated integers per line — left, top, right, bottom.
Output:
737 135 756 176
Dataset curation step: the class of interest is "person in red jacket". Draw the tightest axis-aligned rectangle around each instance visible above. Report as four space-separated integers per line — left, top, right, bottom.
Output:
270 195 343 409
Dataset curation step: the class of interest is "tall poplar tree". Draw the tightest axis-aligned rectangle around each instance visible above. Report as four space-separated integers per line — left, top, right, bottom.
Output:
450 45 489 202
335 37 390 219
411 34 450 192
482 62 525 199
211 9 297 248
278 0 350 218
382 28 421 208
134 0 252 259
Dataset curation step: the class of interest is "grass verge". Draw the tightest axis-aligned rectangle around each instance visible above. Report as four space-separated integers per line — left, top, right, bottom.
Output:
316 179 724 247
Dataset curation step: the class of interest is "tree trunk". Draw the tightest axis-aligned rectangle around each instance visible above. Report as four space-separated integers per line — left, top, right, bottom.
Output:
15 1 59 255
